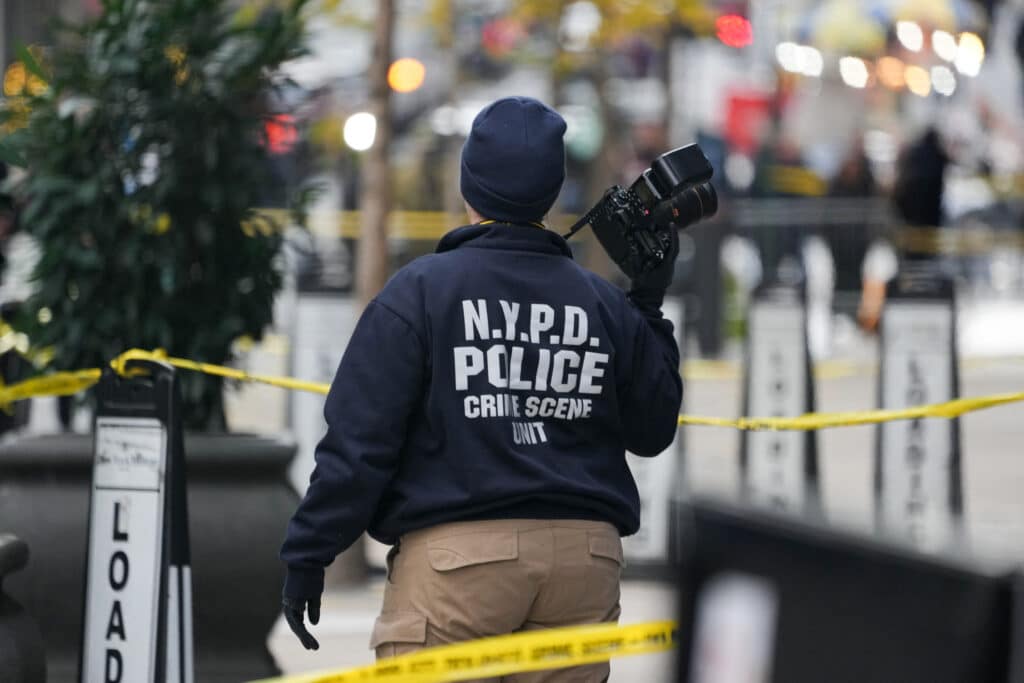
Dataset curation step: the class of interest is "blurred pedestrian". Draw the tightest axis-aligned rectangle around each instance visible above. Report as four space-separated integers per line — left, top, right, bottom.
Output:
859 127 949 330
828 136 877 295
892 127 948 232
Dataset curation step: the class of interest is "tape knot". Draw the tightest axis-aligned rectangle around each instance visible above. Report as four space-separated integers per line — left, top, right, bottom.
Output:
110 348 166 377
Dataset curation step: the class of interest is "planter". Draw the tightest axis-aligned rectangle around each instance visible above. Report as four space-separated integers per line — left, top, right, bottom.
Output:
0 534 46 683
0 432 298 683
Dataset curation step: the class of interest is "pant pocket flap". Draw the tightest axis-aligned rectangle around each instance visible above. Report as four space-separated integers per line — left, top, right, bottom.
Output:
588 533 625 567
370 611 428 649
426 531 518 571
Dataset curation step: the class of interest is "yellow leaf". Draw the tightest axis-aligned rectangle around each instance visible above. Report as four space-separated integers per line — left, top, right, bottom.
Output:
3 62 26 97
154 213 172 234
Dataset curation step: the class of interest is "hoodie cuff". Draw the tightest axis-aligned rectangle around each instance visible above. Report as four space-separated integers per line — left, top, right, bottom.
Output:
627 288 666 316
283 566 325 601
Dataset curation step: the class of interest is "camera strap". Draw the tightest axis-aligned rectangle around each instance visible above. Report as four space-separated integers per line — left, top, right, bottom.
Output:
562 209 597 240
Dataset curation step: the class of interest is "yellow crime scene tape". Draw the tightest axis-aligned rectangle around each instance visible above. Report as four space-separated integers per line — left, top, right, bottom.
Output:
247 619 677 683
2 347 1024 431
676 391 1024 430
257 208 1024 258
2 349 1021 681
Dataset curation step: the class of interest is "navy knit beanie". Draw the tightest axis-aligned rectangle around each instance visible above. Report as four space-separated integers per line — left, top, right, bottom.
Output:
460 96 567 224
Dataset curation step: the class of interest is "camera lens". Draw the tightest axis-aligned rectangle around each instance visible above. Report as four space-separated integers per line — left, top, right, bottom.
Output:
653 182 718 229
694 183 718 219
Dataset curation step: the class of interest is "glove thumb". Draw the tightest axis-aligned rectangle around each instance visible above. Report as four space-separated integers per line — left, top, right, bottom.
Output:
309 599 320 625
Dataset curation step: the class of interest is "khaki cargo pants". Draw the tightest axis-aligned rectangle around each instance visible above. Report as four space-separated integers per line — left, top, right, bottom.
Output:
371 519 624 682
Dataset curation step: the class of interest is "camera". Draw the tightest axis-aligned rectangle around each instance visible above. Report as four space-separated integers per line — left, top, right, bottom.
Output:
566 144 718 278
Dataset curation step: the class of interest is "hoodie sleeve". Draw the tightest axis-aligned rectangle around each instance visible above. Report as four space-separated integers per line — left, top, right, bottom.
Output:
617 297 683 457
280 299 425 598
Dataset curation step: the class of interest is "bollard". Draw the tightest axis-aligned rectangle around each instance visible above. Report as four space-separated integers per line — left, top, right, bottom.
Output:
875 266 963 551
80 362 193 683
739 285 820 515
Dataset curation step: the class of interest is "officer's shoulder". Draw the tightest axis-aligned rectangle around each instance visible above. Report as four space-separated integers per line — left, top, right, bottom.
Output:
570 261 629 302
382 252 446 288
372 253 444 309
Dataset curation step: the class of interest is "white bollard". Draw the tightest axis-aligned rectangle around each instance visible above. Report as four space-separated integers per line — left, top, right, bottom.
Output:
876 271 963 551
740 286 819 515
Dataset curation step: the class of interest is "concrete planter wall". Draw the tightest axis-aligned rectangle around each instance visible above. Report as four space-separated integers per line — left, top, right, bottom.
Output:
0 534 46 683
0 432 298 683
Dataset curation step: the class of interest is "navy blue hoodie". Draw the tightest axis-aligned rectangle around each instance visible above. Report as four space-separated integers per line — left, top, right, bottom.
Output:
281 223 682 598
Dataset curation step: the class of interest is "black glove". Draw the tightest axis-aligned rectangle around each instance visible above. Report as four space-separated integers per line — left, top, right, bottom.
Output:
282 595 320 650
628 228 680 310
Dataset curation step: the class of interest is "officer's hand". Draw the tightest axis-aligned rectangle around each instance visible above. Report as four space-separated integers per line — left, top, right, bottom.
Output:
282 596 320 650
858 277 886 334
629 228 680 307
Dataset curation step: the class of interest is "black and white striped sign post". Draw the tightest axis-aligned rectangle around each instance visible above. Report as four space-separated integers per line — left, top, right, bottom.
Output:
740 285 819 515
80 361 193 683
876 270 963 551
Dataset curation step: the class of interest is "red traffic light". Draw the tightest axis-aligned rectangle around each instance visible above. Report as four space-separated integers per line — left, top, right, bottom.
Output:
264 114 298 155
716 14 753 48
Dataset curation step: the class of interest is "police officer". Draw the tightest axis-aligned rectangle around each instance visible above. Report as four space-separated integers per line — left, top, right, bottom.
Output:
280 96 682 681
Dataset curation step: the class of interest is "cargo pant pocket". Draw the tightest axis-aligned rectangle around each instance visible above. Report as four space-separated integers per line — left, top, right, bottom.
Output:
585 532 624 624
370 611 428 659
587 532 625 569
425 530 518 571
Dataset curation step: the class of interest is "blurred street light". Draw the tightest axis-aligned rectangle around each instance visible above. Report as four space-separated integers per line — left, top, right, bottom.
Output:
776 42 824 78
897 21 924 52
387 58 426 93
716 14 753 49
955 32 984 77
839 57 869 89
932 30 958 62
931 65 956 96
343 112 377 151
877 57 907 90
800 46 824 77
905 65 931 96
775 42 800 72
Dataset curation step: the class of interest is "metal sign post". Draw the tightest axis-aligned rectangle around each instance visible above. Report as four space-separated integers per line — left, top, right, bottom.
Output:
876 270 963 551
740 286 819 515
79 361 193 683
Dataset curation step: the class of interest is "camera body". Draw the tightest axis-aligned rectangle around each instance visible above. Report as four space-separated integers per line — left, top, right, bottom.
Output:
575 144 718 278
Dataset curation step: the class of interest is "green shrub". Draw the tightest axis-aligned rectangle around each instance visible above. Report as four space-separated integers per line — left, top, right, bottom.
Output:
0 0 308 430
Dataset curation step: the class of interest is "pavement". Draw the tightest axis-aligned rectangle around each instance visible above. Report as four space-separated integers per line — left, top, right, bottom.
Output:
266 312 1024 681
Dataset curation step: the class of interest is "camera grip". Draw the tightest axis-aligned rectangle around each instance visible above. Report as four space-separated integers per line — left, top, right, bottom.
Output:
591 214 639 279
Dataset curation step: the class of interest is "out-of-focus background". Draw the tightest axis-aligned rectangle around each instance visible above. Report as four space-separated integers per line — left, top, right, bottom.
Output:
2 0 1024 681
